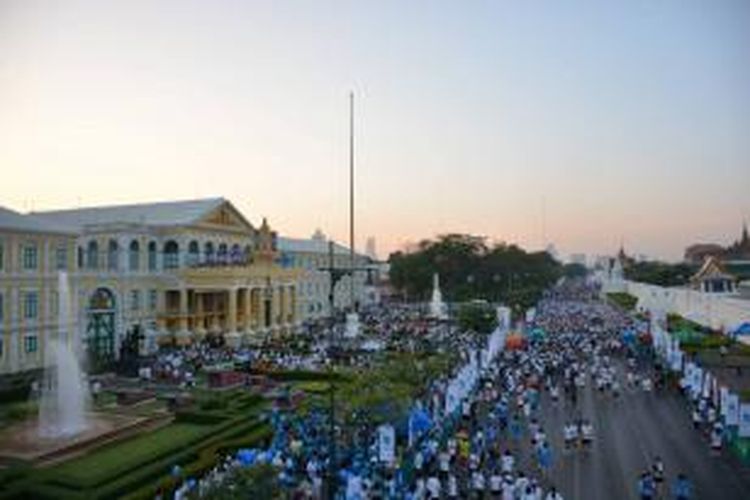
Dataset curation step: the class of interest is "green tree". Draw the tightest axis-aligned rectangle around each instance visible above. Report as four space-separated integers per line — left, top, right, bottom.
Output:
457 301 498 334
389 234 562 309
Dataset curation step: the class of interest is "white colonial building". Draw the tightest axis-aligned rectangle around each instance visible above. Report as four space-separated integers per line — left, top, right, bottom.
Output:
278 230 380 323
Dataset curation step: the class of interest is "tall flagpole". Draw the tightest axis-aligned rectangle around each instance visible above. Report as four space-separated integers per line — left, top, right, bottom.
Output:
349 91 355 311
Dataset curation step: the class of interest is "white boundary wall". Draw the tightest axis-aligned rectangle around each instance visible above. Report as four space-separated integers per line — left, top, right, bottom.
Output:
604 277 750 331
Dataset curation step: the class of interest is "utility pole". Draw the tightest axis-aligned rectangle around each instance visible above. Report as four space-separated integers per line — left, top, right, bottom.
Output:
349 91 356 312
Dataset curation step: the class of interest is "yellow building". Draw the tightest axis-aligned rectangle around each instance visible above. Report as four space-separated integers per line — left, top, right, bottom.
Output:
0 207 76 375
1 198 299 375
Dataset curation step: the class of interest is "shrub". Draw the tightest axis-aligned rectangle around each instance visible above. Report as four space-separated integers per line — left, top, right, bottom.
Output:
174 411 228 425
266 370 346 383
607 292 637 311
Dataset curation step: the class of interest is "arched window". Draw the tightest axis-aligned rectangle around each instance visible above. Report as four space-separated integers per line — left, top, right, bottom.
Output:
230 244 241 264
188 240 200 266
217 243 228 265
87 240 99 270
107 239 119 271
163 240 179 270
148 241 158 271
129 240 140 271
204 242 215 264
77 246 84 269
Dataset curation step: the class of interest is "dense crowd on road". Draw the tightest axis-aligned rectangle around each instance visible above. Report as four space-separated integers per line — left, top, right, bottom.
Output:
166 279 716 499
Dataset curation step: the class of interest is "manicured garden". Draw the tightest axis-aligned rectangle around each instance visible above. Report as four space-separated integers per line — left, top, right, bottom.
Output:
0 390 271 500
606 292 638 311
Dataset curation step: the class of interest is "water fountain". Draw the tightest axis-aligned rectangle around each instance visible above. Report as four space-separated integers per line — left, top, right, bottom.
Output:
430 273 447 319
38 271 90 438
0 273 146 463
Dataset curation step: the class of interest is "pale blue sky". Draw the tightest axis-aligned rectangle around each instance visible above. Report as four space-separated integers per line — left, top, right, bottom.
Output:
1 0 748 260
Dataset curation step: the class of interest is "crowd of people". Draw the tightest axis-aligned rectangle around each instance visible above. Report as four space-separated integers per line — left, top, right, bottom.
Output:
167 278 711 499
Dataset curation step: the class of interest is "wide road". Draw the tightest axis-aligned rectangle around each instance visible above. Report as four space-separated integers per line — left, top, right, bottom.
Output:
511 369 750 499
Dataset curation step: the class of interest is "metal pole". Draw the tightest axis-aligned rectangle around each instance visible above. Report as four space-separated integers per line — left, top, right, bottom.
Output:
327 240 336 500
349 91 355 312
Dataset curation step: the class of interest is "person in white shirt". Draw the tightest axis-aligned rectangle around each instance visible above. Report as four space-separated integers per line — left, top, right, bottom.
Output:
545 485 564 500
439 450 451 473
490 471 503 495
502 475 516 500
472 470 485 495
501 450 515 473
426 474 441 499
515 471 529 497
581 421 594 448
447 473 459 498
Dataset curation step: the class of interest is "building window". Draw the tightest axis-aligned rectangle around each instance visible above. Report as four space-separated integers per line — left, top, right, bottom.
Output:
188 240 200 266
22 243 38 270
24 335 38 353
148 241 158 271
0 337 3 357
0 292 3 321
55 244 68 270
130 290 140 311
129 240 140 271
107 239 119 271
0 242 4 271
87 240 99 269
217 243 228 265
23 291 38 320
148 290 158 311
77 246 84 269
163 240 179 269
204 242 215 264
50 291 59 317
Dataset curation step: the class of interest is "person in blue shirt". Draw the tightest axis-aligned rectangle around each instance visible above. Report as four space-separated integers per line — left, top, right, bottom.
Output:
537 441 553 478
637 470 656 500
510 415 523 441
671 473 693 500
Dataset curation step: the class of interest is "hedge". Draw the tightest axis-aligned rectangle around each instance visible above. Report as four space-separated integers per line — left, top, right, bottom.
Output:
266 370 347 383
174 411 229 426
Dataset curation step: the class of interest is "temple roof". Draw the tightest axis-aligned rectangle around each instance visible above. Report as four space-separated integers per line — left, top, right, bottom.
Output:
690 256 737 283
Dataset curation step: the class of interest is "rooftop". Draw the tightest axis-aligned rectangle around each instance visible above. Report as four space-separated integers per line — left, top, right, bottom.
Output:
28 198 227 231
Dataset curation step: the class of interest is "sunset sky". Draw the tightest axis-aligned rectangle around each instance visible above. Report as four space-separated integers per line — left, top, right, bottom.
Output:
1 0 749 261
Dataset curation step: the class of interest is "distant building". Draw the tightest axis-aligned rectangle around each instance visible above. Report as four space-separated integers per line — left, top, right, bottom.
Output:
684 222 750 263
684 243 725 264
2 198 299 376
365 237 377 260
545 244 559 261
0 207 76 375
569 253 587 266
277 231 379 323
689 256 737 294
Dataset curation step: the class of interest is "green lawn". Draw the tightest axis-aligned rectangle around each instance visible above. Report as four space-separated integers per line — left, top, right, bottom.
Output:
49 423 212 487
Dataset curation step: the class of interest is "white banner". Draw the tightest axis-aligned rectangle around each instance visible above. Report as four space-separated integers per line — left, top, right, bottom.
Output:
691 367 703 396
378 424 396 464
739 404 750 438
720 387 729 417
726 394 740 426
670 349 683 372
702 373 711 399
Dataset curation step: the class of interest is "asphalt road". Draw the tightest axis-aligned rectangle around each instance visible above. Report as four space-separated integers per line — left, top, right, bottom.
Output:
512 371 750 500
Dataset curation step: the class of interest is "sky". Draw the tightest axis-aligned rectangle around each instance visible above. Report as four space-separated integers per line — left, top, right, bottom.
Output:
1 0 749 262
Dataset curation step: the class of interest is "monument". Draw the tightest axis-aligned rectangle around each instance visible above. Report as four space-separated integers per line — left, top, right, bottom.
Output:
344 311 360 338
430 273 448 319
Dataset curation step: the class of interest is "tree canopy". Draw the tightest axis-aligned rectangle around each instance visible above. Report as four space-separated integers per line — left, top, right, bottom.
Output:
624 261 695 287
388 234 562 310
